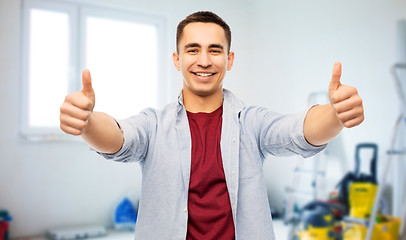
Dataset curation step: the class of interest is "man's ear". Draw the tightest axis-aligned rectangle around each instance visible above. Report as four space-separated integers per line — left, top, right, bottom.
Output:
227 51 235 71
172 52 180 71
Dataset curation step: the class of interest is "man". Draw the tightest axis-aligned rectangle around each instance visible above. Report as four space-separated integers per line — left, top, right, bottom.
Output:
60 11 364 240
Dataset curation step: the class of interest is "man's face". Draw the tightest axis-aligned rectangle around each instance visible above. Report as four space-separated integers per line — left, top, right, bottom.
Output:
173 22 234 98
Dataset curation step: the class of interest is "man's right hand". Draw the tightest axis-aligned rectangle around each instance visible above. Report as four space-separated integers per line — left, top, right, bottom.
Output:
60 69 96 136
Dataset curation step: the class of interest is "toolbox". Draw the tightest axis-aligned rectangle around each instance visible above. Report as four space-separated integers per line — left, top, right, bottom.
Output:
342 215 401 240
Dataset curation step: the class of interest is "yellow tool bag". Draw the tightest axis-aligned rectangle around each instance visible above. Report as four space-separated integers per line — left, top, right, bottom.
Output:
349 182 377 219
335 143 378 218
348 144 378 219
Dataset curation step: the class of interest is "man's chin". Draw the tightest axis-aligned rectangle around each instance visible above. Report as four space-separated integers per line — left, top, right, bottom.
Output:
185 87 221 98
190 89 211 97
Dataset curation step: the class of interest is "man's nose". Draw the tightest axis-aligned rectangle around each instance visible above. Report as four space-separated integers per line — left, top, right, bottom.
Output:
196 51 212 68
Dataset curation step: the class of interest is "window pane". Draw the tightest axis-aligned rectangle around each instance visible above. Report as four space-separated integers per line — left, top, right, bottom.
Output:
28 9 70 127
86 16 158 119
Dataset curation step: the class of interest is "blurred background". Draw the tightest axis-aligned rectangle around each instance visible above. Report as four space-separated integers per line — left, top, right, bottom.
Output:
1 0 406 239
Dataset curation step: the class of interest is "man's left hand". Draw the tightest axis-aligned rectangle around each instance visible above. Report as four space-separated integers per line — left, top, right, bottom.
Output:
328 62 364 128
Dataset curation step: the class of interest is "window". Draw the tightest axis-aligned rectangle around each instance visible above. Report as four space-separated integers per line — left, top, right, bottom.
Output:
84 15 158 119
21 0 167 140
28 9 70 128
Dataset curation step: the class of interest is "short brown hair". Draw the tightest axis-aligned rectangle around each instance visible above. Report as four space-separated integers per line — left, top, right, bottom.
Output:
176 11 232 53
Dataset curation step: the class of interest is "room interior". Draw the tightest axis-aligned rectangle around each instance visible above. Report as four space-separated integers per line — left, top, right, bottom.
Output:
1 0 406 239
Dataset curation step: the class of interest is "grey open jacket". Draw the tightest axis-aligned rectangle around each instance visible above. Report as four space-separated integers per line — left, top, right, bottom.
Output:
99 89 325 239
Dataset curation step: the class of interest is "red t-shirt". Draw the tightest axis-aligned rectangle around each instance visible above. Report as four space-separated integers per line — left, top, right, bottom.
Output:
186 106 235 240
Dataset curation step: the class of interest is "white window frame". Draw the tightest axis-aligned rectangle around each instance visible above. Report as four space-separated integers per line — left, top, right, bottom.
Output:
20 0 167 141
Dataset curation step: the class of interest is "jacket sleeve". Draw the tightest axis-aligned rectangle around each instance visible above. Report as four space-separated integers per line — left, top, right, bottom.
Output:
96 109 153 163
244 106 326 158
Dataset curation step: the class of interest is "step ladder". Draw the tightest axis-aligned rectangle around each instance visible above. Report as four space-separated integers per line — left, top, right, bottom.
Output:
366 63 406 240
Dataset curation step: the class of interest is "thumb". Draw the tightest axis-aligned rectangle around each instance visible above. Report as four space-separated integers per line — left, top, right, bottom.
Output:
81 69 95 98
329 61 342 96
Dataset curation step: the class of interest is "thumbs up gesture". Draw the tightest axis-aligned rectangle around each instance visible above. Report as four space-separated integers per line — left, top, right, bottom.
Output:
60 69 96 135
328 62 364 128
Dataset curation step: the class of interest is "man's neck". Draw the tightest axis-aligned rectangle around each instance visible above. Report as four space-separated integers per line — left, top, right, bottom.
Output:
182 88 223 113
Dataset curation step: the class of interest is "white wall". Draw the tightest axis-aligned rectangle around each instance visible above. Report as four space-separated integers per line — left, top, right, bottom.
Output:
1 0 406 238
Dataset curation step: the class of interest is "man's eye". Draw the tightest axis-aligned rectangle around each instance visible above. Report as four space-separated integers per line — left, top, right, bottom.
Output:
210 49 221 53
187 49 198 53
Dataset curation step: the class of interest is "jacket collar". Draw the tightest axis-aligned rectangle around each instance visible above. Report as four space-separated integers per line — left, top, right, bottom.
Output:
176 88 245 114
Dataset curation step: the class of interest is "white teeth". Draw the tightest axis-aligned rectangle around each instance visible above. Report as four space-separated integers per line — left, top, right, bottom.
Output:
195 72 213 77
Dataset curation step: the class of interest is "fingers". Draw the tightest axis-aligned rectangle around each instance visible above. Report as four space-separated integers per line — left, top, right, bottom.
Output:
341 116 364 128
82 69 94 97
59 114 88 135
60 96 92 135
326 62 364 128
330 85 364 128
330 85 359 105
329 62 342 95
60 99 92 120
60 69 96 136
64 91 94 111
60 124 82 136
334 104 364 127
332 91 362 113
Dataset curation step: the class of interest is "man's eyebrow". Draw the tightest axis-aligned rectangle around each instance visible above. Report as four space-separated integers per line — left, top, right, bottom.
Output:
184 43 201 49
183 43 224 50
209 44 224 49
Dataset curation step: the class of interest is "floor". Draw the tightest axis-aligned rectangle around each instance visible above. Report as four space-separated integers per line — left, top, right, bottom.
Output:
273 219 290 239
16 221 291 240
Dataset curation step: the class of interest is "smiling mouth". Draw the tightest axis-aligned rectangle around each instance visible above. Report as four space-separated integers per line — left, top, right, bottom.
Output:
193 72 215 77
